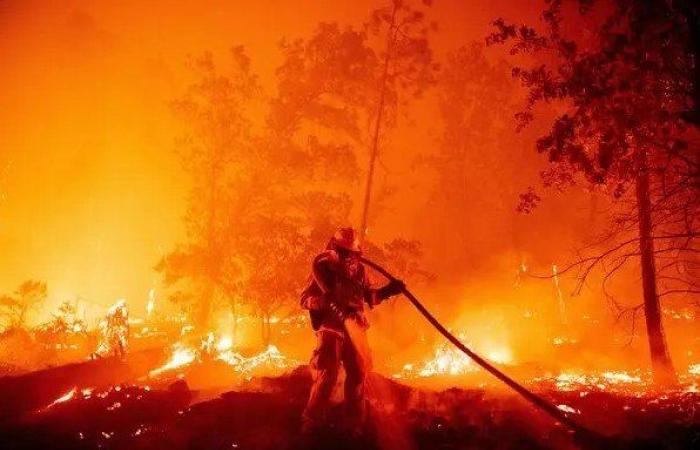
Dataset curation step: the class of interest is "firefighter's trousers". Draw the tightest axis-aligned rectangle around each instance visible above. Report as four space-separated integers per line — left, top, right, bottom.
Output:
302 326 370 426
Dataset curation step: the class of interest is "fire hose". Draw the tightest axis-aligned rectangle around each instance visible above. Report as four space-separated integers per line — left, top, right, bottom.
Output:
360 256 602 439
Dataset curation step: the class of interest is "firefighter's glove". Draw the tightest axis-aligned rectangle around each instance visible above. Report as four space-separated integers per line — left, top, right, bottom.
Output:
378 278 405 299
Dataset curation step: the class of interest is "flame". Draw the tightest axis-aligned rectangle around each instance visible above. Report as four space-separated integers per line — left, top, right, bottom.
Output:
396 334 514 379
556 404 580 414
215 343 297 377
149 332 297 379
149 344 197 377
146 288 155 317
53 387 76 404
216 335 233 352
486 347 513 365
41 387 77 411
534 370 648 392
222 344 293 378
602 371 642 384
689 364 700 376
419 345 474 376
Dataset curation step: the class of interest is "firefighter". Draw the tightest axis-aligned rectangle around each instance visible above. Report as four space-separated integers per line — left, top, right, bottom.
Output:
300 227 404 433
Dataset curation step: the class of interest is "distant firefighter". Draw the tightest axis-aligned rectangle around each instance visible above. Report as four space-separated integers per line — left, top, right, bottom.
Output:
94 300 130 359
300 227 404 433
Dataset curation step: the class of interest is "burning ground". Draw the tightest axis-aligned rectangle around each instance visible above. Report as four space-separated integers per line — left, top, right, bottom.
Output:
1 321 699 450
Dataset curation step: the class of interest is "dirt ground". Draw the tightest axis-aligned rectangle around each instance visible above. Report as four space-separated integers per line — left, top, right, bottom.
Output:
1 359 699 450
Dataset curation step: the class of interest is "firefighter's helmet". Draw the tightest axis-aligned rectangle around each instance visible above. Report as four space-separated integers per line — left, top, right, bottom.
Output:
331 227 362 253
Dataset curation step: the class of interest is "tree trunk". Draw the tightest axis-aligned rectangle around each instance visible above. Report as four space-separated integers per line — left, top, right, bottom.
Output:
261 313 271 348
552 264 567 325
266 319 272 348
260 315 265 347
635 162 677 385
359 1 398 238
677 1 700 124
197 283 214 331
230 299 238 343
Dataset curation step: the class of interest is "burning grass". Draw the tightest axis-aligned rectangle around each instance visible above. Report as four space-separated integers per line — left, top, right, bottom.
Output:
3 363 699 450
147 331 300 385
2 299 700 449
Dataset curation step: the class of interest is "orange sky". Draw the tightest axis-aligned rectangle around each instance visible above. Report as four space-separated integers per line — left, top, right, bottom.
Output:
0 0 546 321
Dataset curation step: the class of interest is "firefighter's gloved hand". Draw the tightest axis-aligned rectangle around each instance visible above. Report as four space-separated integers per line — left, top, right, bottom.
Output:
388 278 406 295
378 278 405 299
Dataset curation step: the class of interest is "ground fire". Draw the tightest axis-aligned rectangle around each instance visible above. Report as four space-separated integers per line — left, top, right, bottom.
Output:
1 0 699 449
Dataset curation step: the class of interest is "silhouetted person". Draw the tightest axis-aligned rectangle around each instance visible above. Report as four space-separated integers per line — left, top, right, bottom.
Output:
300 227 404 434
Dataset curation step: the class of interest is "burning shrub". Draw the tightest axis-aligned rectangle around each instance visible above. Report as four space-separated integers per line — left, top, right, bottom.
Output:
149 332 300 385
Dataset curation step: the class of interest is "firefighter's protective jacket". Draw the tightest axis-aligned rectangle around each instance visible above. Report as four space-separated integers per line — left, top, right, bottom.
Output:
300 250 382 332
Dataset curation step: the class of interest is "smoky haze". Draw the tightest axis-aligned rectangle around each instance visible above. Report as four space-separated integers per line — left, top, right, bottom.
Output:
0 0 682 371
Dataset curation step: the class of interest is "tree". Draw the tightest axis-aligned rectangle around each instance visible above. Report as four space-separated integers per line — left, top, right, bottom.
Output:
160 13 436 344
0 280 48 331
273 4 438 237
233 213 307 346
157 47 258 331
360 0 438 236
422 42 529 274
269 19 437 334
488 0 700 384
235 29 372 344
161 38 366 344
270 22 376 144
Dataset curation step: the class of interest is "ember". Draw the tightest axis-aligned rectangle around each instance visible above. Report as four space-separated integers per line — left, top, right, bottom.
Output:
43 387 77 410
